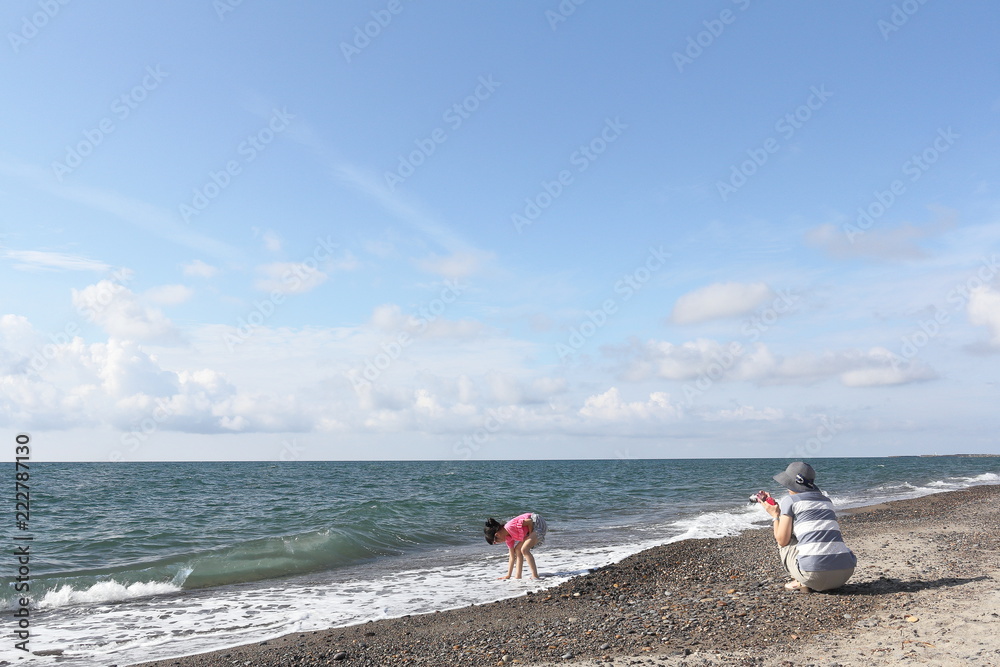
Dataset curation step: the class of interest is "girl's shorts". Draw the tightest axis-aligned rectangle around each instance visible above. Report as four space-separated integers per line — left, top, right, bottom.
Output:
530 513 547 547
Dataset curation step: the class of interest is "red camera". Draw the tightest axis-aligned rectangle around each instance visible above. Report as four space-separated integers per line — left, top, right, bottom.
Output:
750 490 776 506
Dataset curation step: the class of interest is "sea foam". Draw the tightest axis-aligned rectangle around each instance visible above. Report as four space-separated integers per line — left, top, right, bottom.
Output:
38 580 182 609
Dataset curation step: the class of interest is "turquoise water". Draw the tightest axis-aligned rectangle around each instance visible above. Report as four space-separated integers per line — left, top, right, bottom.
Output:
5 457 999 665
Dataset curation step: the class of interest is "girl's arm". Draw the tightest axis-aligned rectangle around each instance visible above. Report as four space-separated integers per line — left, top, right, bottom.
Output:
498 544 517 579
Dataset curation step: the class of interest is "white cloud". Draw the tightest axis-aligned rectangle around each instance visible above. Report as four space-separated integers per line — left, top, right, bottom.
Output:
145 284 194 305
255 262 328 294
805 209 954 260
329 250 361 272
182 260 219 278
368 304 484 340
702 405 785 421
806 222 928 260
363 238 396 258
0 319 315 435
615 338 937 387
670 282 774 324
839 365 935 387
579 387 682 421
3 249 111 272
530 376 568 397
617 338 759 382
487 373 523 404
968 286 1000 347
261 230 282 252
71 281 180 343
0 314 35 354
415 250 493 279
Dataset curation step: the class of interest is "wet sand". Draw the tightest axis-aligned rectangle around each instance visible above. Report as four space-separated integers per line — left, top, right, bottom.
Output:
133 484 1000 667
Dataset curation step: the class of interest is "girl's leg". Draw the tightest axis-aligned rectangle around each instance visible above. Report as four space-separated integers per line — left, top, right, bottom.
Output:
514 549 524 578
519 533 541 579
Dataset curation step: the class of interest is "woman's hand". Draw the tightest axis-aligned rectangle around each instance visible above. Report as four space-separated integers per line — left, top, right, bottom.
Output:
759 492 780 519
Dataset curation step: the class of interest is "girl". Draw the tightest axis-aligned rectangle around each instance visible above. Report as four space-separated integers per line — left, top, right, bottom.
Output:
484 513 547 579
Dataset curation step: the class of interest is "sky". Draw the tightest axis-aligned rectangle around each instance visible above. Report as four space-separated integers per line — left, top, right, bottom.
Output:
2 1 999 462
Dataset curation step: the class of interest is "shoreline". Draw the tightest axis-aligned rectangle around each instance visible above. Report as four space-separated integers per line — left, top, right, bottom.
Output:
131 483 1000 667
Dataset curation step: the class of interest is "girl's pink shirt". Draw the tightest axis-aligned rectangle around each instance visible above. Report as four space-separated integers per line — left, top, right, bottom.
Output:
504 513 533 548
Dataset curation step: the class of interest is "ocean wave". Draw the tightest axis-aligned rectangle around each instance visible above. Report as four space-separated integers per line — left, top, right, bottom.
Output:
663 505 765 543
18 527 421 611
37 580 182 609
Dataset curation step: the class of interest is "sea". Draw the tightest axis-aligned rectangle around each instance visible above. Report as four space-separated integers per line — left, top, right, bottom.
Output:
3 457 999 666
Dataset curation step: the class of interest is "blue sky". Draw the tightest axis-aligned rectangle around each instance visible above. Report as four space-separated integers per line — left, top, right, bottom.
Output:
2 1 999 461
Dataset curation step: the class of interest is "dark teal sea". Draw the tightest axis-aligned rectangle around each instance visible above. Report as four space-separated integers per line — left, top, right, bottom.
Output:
4 457 998 665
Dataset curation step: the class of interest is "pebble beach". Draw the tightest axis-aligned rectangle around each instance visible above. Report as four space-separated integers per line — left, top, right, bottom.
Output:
134 484 1000 667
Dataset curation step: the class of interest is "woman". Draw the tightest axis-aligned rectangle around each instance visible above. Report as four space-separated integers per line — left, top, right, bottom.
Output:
484 513 547 580
757 462 856 592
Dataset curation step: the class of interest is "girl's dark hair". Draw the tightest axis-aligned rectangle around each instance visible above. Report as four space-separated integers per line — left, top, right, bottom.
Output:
484 518 502 544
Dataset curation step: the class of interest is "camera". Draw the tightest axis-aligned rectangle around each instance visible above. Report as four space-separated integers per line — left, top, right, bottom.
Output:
748 490 776 506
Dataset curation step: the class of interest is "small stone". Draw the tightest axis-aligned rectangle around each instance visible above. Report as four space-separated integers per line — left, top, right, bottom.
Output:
562 652 574 659
332 651 348 660
906 616 919 623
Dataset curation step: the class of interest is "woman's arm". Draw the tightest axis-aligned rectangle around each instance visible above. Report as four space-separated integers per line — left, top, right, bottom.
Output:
761 496 793 547
772 514 793 547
